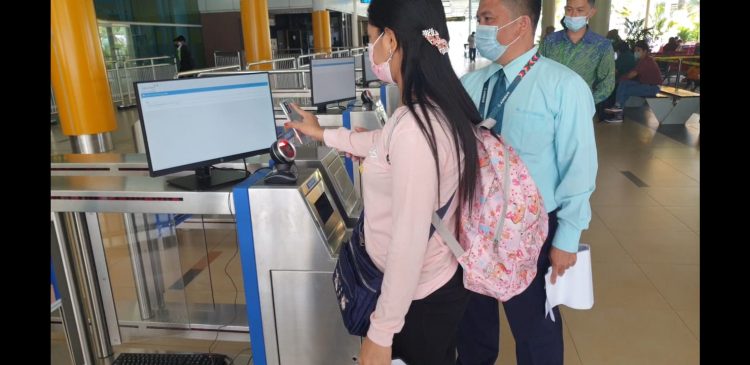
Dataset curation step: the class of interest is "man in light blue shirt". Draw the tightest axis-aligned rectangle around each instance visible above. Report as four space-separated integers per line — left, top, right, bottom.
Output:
456 1 597 364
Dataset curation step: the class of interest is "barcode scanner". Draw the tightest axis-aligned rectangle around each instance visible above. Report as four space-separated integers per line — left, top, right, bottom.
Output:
264 139 298 184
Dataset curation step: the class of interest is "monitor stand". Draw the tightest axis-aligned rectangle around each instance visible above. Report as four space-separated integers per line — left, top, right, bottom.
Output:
167 166 249 191
263 162 298 185
316 103 346 115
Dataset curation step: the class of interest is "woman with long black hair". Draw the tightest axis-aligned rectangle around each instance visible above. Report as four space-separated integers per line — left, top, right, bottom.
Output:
286 1 482 363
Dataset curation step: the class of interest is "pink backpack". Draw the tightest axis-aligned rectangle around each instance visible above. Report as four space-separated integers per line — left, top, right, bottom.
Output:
384 112 549 301
432 126 549 301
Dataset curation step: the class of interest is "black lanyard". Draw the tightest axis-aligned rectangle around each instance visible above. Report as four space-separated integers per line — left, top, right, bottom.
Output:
479 52 540 120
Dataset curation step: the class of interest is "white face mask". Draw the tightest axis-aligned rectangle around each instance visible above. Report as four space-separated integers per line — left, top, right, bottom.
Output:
475 17 522 62
563 15 588 31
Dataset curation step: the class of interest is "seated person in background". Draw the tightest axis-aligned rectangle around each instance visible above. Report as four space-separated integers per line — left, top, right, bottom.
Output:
614 41 637 79
600 41 636 120
606 29 623 45
603 40 662 122
675 38 684 52
662 37 678 54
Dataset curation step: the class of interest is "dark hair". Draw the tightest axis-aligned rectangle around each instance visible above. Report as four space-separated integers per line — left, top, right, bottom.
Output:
615 40 630 54
173 35 186 42
588 0 596 5
368 0 481 217
503 0 542 32
634 40 650 53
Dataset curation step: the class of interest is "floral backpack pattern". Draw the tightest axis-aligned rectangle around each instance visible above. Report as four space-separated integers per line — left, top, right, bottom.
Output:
432 127 549 301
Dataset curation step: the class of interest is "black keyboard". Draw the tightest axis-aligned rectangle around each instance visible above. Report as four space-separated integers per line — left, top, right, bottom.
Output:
113 353 229 365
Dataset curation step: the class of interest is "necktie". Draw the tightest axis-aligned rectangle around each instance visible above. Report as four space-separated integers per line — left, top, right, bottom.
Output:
486 69 507 134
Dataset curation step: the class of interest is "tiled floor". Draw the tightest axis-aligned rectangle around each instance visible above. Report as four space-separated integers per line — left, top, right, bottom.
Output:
51 57 699 364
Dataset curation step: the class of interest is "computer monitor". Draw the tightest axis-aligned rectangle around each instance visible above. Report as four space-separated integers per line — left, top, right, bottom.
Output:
362 50 378 84
310 57 356 113
134 73 277 191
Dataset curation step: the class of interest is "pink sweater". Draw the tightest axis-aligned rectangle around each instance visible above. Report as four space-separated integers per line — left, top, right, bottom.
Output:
323 106 462 347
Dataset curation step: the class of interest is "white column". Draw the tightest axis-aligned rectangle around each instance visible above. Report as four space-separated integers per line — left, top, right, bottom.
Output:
589 0 611 36
541 0 557 30
352 0 360 47
468 0 473 35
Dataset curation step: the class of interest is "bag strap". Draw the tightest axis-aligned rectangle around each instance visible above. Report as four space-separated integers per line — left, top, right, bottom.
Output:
431 209 465 258
429 194 453 239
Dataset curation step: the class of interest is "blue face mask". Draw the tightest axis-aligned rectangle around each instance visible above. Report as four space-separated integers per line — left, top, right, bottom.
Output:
563 16 588 31
475 17 521 62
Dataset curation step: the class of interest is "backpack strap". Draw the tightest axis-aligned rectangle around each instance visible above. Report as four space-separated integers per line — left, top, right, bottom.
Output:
477 118 497 130
429 194 454 238
431 206 465 258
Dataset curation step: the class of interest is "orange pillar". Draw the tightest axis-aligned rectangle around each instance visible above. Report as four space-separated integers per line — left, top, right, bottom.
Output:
241 0 273 71
323 11 332 52
51 0 117 153
313 10 332 53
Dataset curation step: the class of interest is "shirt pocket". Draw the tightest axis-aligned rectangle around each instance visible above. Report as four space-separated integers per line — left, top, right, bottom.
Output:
506 109 554 156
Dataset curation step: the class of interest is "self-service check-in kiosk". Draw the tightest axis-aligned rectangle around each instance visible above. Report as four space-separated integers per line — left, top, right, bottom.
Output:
51 166 363 365
233 168 360 365
295 146 361 228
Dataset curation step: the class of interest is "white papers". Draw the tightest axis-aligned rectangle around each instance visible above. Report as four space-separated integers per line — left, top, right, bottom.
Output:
544 243 594 322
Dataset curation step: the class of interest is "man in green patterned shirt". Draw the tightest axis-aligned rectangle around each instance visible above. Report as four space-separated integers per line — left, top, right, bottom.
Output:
539 0 614 119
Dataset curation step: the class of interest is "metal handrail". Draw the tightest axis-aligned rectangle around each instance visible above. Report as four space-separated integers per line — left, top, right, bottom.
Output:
175 65 242 78
246 57 298 70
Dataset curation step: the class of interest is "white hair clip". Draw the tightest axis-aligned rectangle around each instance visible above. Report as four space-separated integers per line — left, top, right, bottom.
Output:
422 28 449 55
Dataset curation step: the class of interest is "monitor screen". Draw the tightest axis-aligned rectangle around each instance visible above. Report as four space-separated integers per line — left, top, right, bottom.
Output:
310 57 356 107
362 50 378 83
134 73 277 190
